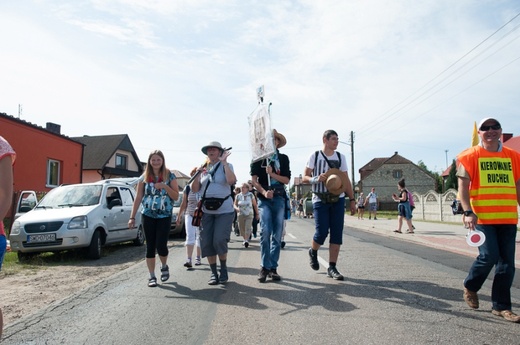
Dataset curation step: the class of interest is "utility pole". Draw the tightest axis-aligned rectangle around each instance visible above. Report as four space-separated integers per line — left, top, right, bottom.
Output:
350 131 355 189
339 131 356 195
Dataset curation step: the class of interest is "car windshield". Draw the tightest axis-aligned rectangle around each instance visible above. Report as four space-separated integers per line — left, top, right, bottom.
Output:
38 185 103 208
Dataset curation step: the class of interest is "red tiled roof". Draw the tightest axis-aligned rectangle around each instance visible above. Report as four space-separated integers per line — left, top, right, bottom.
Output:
504 136 520 153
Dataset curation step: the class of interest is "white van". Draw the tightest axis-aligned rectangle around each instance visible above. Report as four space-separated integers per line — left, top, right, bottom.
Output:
9 180 144 260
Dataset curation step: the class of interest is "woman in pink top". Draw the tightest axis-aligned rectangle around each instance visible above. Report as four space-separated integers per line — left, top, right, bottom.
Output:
0 135 16 339
0 135 15 270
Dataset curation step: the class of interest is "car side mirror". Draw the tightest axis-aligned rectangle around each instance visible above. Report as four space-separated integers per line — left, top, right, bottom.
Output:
108 198 122 209
20 206 33 213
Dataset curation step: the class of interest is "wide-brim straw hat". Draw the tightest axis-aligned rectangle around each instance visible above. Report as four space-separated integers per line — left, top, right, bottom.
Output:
273 129 287 148
201 141 224 155
324 168 349 196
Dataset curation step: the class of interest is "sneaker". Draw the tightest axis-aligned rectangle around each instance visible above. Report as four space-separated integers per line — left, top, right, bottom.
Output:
269 268 281 281
244 241 249 248
219 269 228 284
253 233 257 238
308 248 319 271
194 257 201 266
492 310 520 323
258 267 269 283
327 266 344 280
463 288 479 309
160 265 170 282
184 260 192 268
281 241 286 249
148 277 158 287
208 273 219 285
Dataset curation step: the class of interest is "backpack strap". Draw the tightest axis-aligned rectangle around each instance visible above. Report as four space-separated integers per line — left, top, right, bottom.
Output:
319 151 342 169
313 150 319 174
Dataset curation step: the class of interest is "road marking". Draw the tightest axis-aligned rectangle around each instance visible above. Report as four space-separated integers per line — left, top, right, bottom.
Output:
287 232 328 269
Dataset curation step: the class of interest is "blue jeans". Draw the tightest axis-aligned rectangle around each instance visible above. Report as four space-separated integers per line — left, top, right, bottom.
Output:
0 235 6 271
312 198 345 245
258 196 285 270
464 224 517 311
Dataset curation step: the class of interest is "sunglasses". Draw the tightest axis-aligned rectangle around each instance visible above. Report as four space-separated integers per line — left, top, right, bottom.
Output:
480 124 501 131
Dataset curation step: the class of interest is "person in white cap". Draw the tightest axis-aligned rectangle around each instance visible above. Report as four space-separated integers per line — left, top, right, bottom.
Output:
457 117 520 323
303 129 356 280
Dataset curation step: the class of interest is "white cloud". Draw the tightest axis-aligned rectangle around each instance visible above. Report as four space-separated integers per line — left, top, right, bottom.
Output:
1 0 519 183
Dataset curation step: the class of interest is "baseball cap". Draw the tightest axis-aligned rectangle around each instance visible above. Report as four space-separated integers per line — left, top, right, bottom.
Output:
478 117 501 130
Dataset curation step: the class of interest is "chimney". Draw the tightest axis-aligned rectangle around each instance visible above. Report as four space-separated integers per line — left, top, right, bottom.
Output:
46 122 61 135
502 133 513 143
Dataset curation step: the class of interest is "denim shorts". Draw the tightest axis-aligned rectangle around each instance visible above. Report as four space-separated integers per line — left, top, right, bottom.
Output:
312 198 345 245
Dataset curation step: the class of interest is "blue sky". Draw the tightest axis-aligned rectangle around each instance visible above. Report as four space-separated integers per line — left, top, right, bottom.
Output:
1 1 519 187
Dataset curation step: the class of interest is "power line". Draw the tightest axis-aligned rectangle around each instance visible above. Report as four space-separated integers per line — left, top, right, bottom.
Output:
357 10 520 136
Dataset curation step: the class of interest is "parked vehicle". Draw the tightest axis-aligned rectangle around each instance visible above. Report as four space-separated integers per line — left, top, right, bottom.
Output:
9 180 145 260
170 191 185 236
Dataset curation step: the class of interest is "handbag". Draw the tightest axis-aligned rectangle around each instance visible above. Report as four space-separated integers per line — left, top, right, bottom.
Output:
204 197 229 210
192 200 203 227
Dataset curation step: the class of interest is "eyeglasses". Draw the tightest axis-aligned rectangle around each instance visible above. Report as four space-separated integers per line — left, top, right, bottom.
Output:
480 124 501 131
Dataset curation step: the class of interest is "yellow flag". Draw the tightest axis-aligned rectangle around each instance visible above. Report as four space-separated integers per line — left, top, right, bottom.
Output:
471 121 479 146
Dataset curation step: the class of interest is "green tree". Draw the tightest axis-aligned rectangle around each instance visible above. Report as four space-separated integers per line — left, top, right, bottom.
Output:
417 160 443 193
445 159 458 191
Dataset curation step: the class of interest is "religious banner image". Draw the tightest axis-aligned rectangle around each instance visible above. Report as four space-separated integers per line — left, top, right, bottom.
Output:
248 103 275 162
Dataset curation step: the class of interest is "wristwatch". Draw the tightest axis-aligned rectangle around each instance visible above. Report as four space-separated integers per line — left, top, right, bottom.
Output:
463 210 474 217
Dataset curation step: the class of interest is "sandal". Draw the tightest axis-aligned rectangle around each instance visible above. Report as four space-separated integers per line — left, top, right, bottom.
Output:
406 229 415 234
160 265 170 282
393 230 402 234
148 277 158 287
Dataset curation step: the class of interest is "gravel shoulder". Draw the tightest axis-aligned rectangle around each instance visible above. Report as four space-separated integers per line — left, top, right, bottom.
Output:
0 242 148 327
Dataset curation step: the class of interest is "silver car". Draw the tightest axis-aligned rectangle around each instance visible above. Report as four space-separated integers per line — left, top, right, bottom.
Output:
9 180 145 260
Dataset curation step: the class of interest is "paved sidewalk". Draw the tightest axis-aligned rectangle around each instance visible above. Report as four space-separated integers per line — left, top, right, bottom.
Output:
344 214 520 268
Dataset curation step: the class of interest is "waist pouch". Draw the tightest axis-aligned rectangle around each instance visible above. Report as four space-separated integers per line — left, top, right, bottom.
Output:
314 192 340 204
203 196 230 210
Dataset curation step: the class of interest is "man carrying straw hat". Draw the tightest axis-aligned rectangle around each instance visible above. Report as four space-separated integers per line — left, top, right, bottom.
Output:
303 129 356 280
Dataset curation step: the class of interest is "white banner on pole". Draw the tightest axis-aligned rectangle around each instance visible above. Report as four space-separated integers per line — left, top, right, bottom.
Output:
248 102 275 163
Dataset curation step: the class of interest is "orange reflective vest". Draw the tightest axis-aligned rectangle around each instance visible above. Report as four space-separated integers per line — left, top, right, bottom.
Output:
457 145 520 225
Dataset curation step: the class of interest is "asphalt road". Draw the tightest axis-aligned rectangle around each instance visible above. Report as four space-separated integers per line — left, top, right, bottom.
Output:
3 217 520 345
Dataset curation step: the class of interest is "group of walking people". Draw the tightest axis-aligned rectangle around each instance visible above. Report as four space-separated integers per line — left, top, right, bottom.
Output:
124 118 520 324
127 128 355 286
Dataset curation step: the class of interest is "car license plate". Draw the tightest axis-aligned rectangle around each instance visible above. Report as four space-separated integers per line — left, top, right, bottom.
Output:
27 234 56 243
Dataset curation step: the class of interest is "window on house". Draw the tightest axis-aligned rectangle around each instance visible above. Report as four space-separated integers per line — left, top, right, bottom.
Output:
116 154 128 169
47 159 61 187
393 170 403 179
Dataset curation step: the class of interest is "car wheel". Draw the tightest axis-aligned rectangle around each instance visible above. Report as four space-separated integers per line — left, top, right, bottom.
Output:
86 230 102 260
133 225 145 246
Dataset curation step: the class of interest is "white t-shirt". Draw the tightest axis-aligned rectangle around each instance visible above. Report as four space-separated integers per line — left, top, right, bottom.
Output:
306 150 348 203
367 192 378 203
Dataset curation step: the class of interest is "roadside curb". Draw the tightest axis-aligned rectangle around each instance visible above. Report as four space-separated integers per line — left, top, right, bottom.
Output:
345 215 520 268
